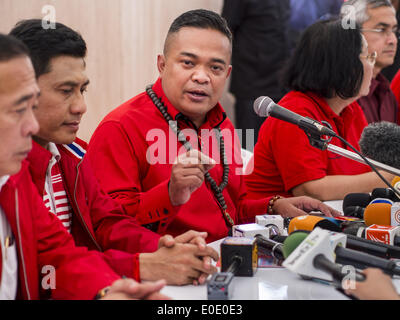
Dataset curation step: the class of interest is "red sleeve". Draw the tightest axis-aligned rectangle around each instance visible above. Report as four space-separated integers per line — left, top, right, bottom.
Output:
80 157 160 253
30 179 120 300
101 250 141 282
87 121 180 234
266 115 327 193
391 70 400 124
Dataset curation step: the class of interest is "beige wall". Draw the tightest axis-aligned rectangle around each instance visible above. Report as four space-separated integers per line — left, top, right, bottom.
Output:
0 0 235 142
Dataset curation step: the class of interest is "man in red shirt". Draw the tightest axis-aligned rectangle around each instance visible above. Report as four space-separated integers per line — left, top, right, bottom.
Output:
10 19 218 286
341 0 399 124
87 9 340 243
0 33 168 300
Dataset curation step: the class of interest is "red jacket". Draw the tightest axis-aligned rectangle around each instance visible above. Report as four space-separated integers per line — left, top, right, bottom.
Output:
26 139 160 281
0 161 120 299
87 78 271 243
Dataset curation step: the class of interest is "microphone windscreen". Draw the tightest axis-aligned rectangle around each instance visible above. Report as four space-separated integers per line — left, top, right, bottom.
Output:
371 188 398 202
392 176 400 187
253 96 273 117
342 193 372 211
282 232 309 258
363 203 391 226
288 215 341 234
359 121 400 169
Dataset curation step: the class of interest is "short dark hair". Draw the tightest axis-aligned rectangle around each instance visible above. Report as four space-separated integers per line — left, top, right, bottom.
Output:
283 18 364 99
0 33 29 63
9 19 87 78
164 9 232 54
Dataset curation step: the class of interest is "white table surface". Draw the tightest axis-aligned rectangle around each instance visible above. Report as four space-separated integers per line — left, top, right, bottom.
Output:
161 200 400 300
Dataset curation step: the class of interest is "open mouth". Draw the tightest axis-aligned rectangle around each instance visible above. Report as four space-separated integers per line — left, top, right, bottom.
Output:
186 90 209 101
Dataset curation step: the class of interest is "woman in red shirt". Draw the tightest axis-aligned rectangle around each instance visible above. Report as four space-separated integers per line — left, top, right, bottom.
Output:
245 18 394 201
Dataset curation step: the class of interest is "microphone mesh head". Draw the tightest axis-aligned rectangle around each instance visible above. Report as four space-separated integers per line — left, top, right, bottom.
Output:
359 121 400 169
363 203 391 226
253 96 273 117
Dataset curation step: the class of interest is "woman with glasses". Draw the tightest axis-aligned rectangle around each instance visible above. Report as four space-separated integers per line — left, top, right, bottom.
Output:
244 18 394 201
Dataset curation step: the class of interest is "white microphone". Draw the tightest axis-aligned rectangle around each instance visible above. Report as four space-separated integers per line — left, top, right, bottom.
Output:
253 96 337 137
282 228 365 286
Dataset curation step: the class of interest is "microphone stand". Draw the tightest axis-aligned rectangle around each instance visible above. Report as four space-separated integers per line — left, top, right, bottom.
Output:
304 128 400 198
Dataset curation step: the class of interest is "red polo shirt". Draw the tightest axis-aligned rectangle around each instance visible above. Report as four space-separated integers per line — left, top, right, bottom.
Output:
87 78 271 243
358 73 399 124
245 91 371 199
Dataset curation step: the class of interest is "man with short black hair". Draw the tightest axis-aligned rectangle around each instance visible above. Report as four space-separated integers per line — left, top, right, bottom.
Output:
0 33 168 300
11 19 217 286
87 9 340 243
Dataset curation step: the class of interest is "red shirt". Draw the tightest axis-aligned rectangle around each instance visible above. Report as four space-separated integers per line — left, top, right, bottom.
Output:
245 91 371 199
358 73 399 124
390 69 400 124
87 78 271 243
0 162 120 299
27 140 160 282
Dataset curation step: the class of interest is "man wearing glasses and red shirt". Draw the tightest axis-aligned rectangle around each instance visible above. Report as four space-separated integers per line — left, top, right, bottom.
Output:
342 0 400 124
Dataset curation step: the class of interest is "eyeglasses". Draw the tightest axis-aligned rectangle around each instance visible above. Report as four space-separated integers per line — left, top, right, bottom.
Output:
360 51 377 65
361 27 400 39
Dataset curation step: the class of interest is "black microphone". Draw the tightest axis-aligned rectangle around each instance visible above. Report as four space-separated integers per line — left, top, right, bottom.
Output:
343 224 400 248
208 237 257 300
371 188 399 202
285 230 400 277
254 234 285 262
220 237 257 276
342 193 372 211
253 96 337 137
359 121 400 170
343 206 365 219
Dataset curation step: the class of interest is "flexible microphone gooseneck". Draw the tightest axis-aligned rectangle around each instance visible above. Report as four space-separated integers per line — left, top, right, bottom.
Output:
253 96 400 199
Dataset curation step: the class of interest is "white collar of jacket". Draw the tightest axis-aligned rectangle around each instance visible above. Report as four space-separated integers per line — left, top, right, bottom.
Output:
0 176 10 193
47 142 61 162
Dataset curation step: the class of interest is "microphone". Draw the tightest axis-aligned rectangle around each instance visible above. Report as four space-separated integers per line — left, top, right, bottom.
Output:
220 237 257 276
342 193 372 211
359 121 400 170
371 188 399 202
344 223 400 246
392 176 400 191
282 228 366 287
283 228 400 278
289 215 400 259
287 215 341 234
343 206 365 219
255 214 286 236
364 203 392 226
231 223 285 262
208 237 257 300
253 96 337 137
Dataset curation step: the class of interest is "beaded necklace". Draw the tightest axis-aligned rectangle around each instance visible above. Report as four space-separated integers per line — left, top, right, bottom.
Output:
146 84 234 227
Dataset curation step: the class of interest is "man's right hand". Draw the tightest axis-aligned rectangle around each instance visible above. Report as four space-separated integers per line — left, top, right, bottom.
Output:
169 149 215 206
139 242 219 285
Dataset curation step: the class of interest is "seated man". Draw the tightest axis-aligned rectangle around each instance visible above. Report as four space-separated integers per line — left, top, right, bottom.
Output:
86 9 340 243
342 0 399 124
10 19 218 286
0 33 168 300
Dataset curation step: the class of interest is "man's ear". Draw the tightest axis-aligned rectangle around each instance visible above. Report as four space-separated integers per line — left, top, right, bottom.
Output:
226 64 232 79
157 54 166 74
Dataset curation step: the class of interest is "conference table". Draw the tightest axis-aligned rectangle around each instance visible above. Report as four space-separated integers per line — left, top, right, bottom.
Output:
160 200 400 300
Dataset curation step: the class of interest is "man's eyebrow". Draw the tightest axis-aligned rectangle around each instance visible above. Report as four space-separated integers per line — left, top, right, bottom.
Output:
13 91 40 106
374 22 397 29
180 52 227 65
56 79 90 87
